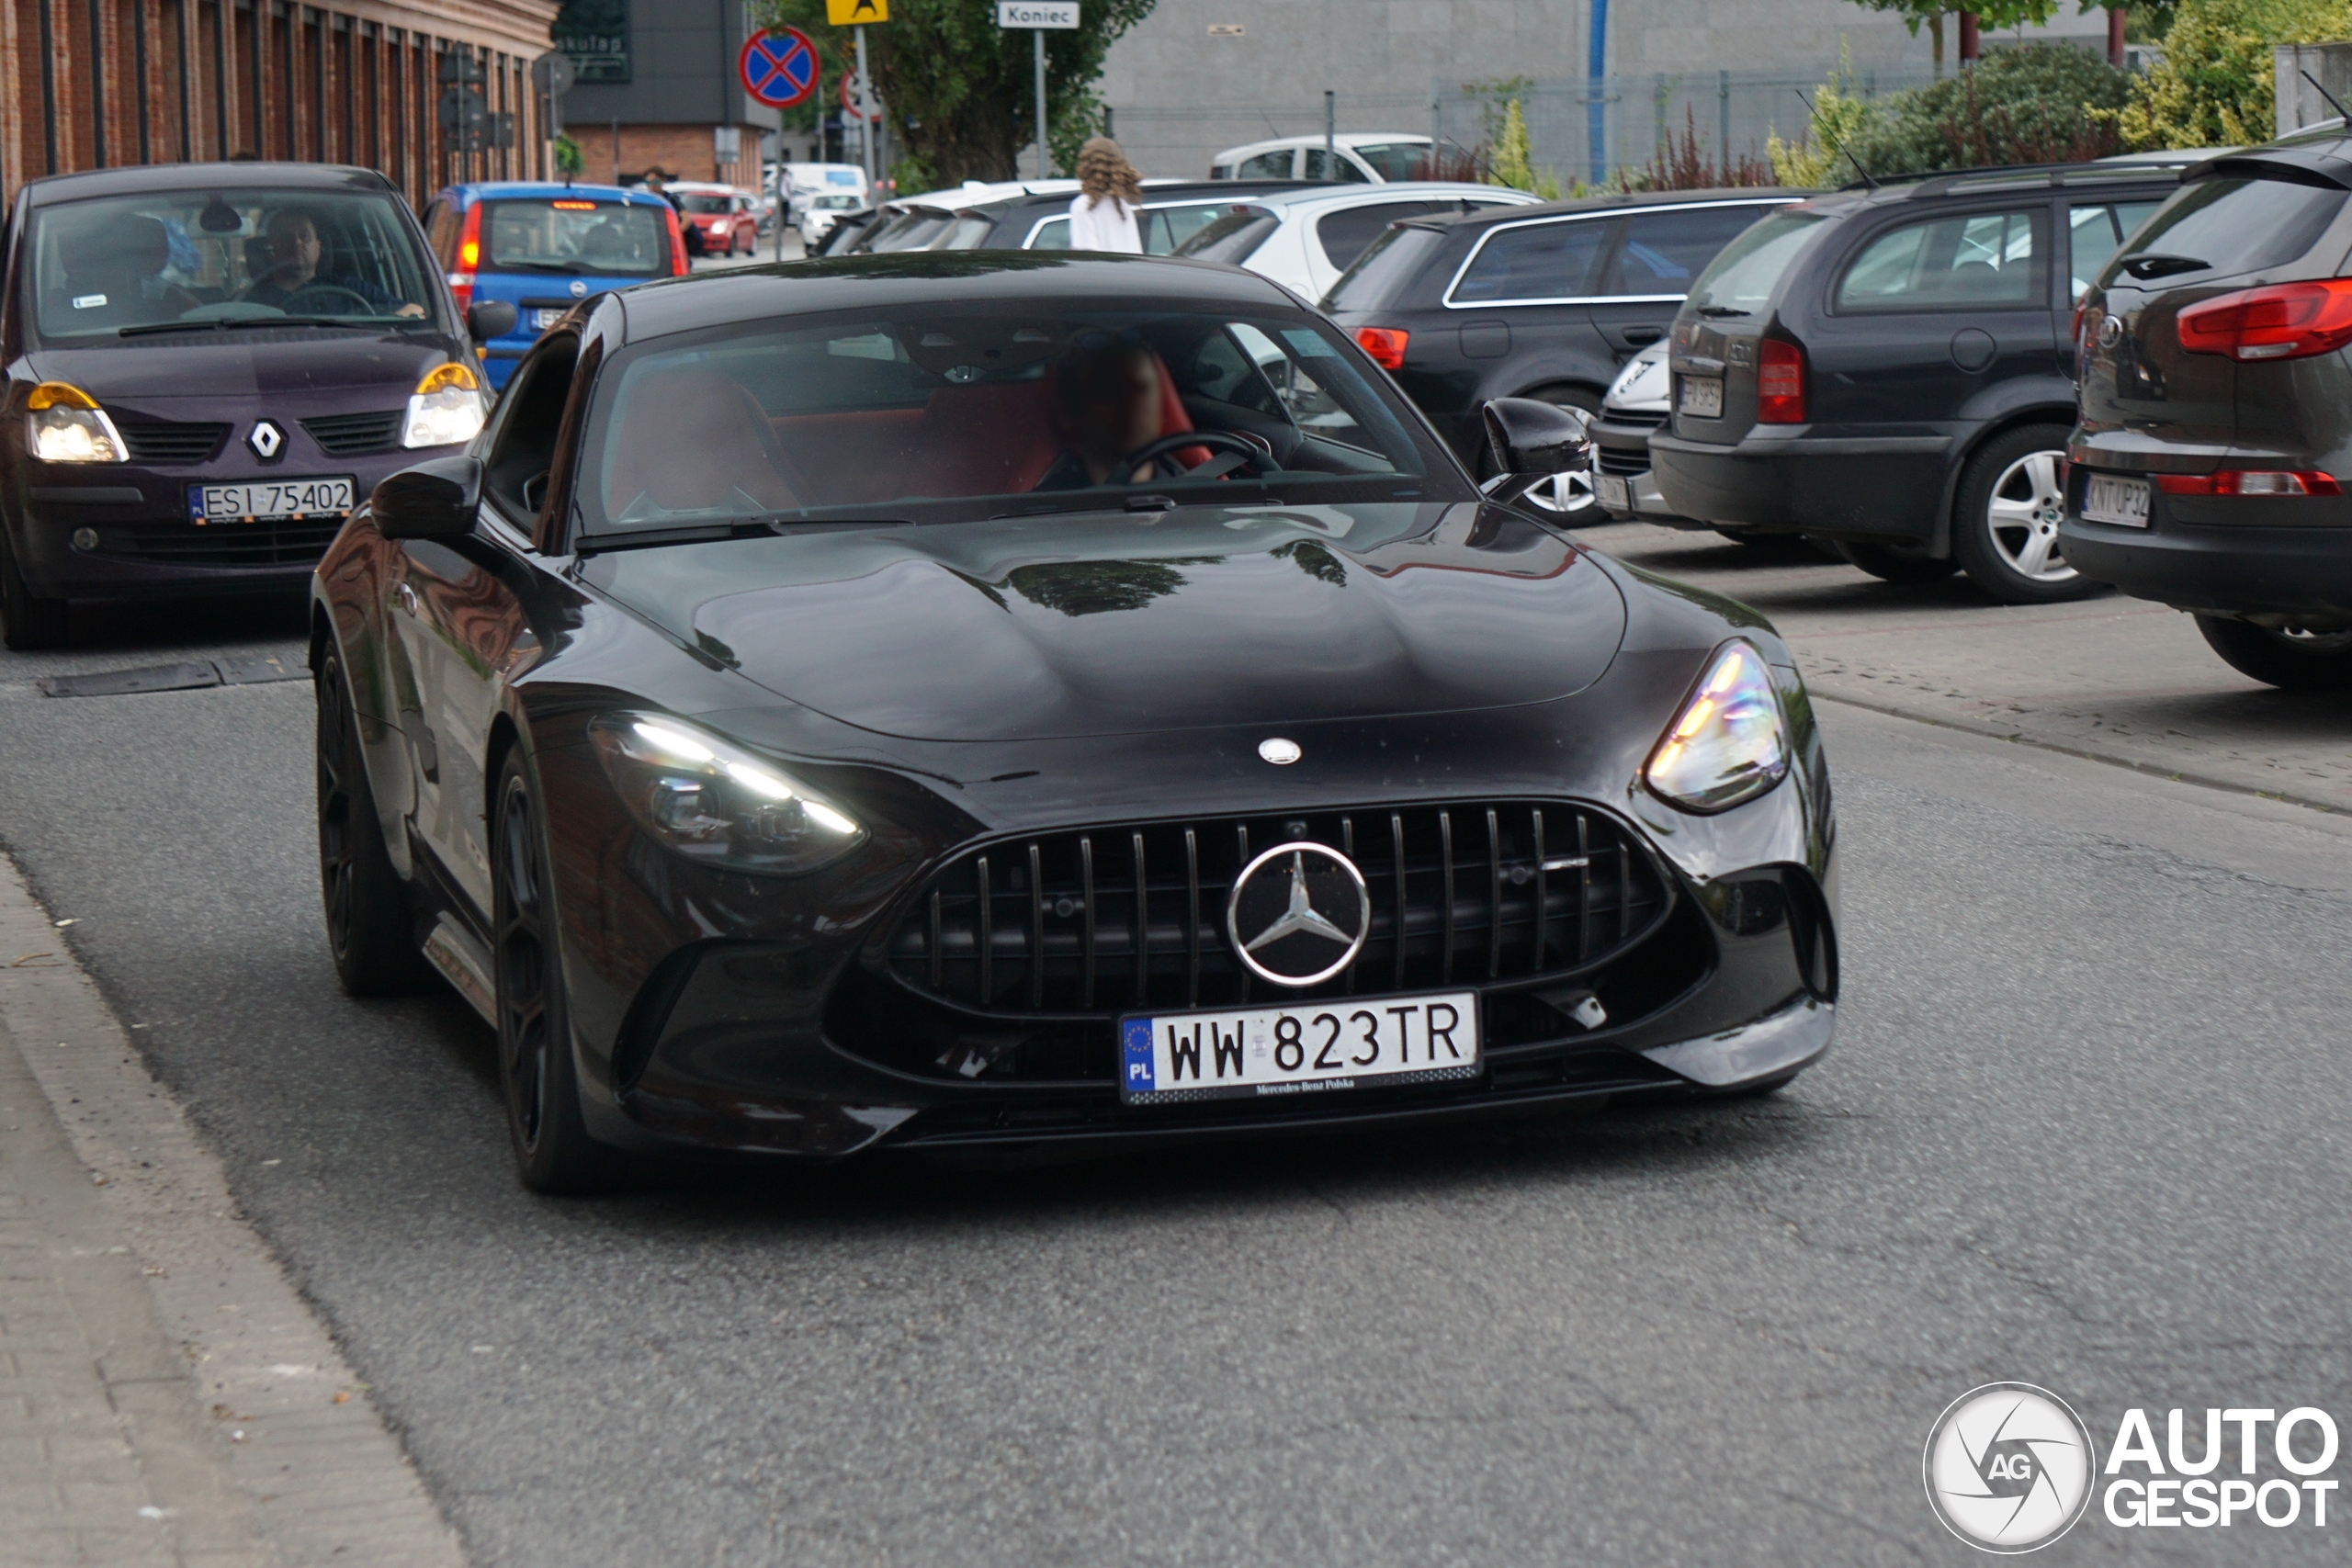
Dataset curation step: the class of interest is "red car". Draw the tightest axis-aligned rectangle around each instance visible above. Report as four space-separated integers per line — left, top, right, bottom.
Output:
667 184 760 256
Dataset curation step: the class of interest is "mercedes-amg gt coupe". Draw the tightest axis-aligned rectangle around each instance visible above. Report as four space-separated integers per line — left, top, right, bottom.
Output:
309 252 1839 1190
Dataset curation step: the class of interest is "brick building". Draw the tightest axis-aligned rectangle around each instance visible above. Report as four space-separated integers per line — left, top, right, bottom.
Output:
0 0 563 212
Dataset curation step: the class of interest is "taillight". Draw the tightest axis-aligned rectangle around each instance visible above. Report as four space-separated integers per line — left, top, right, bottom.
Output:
1354 327 1408 370
663 206 690 276
2177 278 2352 361
447 201 482 312
2154 469 2343 496
1757 337 1806 423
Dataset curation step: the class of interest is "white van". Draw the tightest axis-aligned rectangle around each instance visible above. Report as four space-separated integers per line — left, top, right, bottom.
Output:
778 163 869 221
1209 133 1436 183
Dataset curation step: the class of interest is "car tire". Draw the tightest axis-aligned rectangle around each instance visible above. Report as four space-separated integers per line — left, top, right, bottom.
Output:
1835 539 1960 583
2195 615 2352 691
1951 423 2105 604
492 748 619 1194
1510 384 1603 520
316 645 427 995
0 526 68 651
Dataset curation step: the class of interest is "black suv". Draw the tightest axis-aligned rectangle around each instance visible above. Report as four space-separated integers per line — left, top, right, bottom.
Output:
2062 132 2352 688
1649 162 2185 603
1320 188 1798 471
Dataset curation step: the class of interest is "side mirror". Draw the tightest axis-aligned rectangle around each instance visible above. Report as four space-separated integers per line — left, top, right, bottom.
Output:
373 457 481 541
1479 397 1593 507
468 299 519 344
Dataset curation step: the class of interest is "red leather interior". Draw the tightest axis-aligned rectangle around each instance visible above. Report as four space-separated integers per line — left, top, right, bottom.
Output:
605 369 802 517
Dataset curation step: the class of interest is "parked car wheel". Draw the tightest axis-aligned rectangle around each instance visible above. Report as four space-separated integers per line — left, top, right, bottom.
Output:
0 527 68 651
493 749 619 1193
1513 385 1601 518
1953 424 2102 604
1836 539 1960 583
2195 615 2352 691
315 646 426 995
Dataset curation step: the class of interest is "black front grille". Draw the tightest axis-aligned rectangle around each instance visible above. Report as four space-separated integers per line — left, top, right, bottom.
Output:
885 802 1673 1020
116 420 229 465
300 410 404 456
1595 446 1650 478
105 520 343 566
1602 408 1668 431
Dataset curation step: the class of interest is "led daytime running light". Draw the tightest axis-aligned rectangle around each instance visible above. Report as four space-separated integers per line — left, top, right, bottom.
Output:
593 714 867 876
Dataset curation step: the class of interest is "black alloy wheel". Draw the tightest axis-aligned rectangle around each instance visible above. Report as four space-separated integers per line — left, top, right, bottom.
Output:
315 646 426 995
0 526 68 651
1835 538 1961 584
1952 423 2106 604
492 750 616 1193
2195 615 2352 691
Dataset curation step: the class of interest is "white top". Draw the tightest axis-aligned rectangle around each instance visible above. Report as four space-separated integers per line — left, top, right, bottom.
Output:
1067 193 1143 254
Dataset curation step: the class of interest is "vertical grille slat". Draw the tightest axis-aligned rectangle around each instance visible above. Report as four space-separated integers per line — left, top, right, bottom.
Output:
888 800 1670 1019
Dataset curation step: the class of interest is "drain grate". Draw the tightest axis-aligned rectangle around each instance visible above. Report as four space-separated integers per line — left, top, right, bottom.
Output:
38 653 308 698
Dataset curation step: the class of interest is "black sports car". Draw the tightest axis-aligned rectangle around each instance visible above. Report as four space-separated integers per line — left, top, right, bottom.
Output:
309 253 1839 1190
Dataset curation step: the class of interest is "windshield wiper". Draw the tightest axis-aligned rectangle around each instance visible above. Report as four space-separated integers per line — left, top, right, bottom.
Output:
119 315 390 337
2122 254 2211 280
1693 305 1750 318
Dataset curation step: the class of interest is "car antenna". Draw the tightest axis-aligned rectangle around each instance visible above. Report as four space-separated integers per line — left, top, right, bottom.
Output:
2301 69 2352 128
1792 89 1876 191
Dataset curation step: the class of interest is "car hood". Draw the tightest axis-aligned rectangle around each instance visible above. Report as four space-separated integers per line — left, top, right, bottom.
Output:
581 500 1628 743
24 330 456 403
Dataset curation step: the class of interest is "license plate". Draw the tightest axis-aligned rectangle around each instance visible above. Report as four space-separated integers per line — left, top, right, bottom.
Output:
2081 473 2151 528
1679 376 1724 418
187 477 356 523
1596 472 1632 509
531 308 568 330
1119 990 1479 1103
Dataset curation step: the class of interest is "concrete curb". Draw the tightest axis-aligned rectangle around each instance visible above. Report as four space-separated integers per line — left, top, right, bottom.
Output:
0 852 465 1568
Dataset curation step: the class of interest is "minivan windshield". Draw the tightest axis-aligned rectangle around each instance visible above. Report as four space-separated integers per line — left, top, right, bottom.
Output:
2107 175 2349 286
24 186 437 342
1683 209 1826 315
578 304 1457 537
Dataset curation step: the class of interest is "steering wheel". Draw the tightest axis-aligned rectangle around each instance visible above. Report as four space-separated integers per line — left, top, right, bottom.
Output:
239 280 378 315
1114 430 1273 486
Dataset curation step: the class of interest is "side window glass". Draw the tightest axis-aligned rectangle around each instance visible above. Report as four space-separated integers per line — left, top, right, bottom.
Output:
1227 322 1376 450
484 338 579 522
2067 200 2163 300
1181 327 1284 416
1303 149 1371 183
1238 151 1295 180
1602 204 1775 297
1450 218 1616 304
1835 208 2045 311
1027 215 1070 250
1315 202 1432 272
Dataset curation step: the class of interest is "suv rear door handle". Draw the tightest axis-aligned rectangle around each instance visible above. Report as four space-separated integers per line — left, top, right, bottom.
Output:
1622 326 1665 346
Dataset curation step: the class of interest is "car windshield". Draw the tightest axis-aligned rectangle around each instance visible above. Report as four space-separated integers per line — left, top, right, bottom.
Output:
578 302 1459 537
676 193 731 215
2107 175 2350 286
1682 209 1826 314
483 199 670 276
1349 142 1430 181
1321 224 1445 311
24 186 436 342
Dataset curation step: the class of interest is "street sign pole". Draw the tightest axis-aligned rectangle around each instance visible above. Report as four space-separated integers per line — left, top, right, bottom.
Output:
1034 28 1046 180
855 26 872 184
997 3 1079 181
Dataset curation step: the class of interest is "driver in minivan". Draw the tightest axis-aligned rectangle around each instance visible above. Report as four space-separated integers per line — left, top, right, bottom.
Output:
245 209 425 318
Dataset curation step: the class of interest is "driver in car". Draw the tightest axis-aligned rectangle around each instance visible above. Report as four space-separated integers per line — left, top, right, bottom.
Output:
1035 335 1187 490
246 209 425 318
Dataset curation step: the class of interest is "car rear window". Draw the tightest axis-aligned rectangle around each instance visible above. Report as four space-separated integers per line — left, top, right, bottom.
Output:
2108 175 2350 286
1315 202 1439 271
1601 203 1783 297
1034 204 1236 256
1447 216 1615 304
1173 208 1281 265
1683 209 1826 316
1834 208 2045 311
483 200 671 277
1321 223 1445 310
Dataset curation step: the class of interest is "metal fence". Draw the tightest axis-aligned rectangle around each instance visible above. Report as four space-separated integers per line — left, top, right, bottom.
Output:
1113 66 1953 187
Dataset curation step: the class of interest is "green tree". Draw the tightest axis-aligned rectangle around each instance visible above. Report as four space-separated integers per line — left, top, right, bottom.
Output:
1768 47 1878 186
1848 40 2132 172
752 0 1157 188
2108 0 2352 149
1487 99 1562 198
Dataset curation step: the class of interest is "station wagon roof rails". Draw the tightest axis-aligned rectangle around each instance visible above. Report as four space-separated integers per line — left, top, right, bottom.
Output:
1838 159 2199 197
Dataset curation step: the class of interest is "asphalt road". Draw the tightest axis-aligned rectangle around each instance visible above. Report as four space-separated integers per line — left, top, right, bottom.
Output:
4 547 2351 1564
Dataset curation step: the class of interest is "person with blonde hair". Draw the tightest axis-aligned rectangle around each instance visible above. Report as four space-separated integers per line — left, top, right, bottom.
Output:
1067 136 1145 254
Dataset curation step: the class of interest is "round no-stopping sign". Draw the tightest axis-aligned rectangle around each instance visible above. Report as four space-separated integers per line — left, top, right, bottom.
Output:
740 28 818 109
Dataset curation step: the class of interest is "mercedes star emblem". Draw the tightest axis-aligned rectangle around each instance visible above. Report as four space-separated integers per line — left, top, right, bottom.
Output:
1258 738 1302 765
247 420 283 459
1226 841 1370 987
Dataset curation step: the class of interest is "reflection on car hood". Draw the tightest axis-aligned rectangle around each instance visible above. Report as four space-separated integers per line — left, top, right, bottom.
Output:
585 501 1629 743
25 331 452 402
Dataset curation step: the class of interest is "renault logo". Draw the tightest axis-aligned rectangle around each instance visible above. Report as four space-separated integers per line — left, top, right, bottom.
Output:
247 420 284 459
1226 841 1370 987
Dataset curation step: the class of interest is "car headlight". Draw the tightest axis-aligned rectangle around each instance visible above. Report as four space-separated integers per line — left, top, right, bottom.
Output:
26 382 125 463
589 714 867 875
400 362 487 449
1644 640 1791 813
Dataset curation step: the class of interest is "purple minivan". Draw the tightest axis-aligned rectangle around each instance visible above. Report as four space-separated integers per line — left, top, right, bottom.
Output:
1 161 515 649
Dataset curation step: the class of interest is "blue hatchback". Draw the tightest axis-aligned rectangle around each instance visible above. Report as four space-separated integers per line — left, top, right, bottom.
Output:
420 182 686 389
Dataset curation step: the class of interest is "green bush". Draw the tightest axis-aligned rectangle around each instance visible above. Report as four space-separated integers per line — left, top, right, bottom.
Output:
1848 42 2134 175
2109 0 2352 152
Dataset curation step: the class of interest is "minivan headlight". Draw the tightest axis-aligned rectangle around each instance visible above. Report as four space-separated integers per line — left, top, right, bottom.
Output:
400 362 487 449
1644 641 1791 813
589 714 867 876
26 382 125 463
